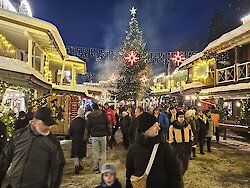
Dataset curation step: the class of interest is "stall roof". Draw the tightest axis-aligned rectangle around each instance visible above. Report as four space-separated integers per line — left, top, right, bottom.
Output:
200 82 250 94
203 21 250 52
179 52 203 70
0 8 67 60
0 56 51 89
52 85 87 96
183 82 205 91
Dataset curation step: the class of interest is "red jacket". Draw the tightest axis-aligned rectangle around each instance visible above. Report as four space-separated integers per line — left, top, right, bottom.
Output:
105 108 117 125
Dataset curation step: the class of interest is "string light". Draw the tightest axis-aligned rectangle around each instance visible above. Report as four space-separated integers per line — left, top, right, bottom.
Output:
0 33 16 58
43 59 52 82
192 60 210 81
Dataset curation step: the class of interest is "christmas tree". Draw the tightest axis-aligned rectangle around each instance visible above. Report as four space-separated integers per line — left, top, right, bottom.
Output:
116 7 151 101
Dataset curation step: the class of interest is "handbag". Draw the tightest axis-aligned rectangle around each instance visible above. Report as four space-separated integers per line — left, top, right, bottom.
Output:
83 127 89 141
130 143 159 188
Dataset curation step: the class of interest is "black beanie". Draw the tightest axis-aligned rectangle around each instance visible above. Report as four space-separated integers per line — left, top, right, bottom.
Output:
137 112 157 133
176 111 185 118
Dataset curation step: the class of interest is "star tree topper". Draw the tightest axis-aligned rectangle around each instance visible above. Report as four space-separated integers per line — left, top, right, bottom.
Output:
130 7 137 17
124 51 139 66
171 51 186 67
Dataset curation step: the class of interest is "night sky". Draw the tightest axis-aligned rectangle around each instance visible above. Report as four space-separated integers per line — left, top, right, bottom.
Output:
27 0 248 51
17 0 250 75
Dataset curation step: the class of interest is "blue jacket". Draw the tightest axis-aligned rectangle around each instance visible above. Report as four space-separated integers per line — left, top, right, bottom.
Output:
158 111 170 133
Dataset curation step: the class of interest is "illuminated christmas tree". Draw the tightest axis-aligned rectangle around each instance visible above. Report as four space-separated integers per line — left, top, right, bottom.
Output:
116 7 151 101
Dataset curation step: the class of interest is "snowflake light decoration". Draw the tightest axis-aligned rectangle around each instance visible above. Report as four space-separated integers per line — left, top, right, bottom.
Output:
171 51 186 67
140 75 148 84
110 74 118 82
124 51 139 66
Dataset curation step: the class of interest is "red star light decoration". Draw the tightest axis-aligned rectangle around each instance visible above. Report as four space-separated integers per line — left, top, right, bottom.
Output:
171 51 186 67
140 75 148 84
124 51 139 66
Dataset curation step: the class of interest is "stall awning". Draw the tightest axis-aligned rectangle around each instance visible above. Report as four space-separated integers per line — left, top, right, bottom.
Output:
52 85 87 96
0 56 51 90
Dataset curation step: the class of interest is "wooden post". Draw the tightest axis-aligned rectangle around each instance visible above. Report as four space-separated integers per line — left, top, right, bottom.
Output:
60 61 65 85
223 127 227 140
40 53 44 74
27 39 33 67
235 46 239 82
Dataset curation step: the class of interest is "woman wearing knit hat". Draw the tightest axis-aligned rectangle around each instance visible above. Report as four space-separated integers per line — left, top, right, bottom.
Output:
68 108 87 174
126 112 183 188
169 111 194 175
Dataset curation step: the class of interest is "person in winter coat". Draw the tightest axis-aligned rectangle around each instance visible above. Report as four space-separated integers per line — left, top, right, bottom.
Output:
158 106 170 141
169 111 194 174
112 108 120 144
168 107 177 123
68 108 87 174
197 110 209 154
153 107 160 120
95 163 122 188
120 111 131 150
15 111 28 131
205 109 215 152
0 120 6 155
185 108 199 158
104 103 117 149
126 112 183 188
0 107 65 188
211 109 220 142
128 106 143 144
86 103 111 173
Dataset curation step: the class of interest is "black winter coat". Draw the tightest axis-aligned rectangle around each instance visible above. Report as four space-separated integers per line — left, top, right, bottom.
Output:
0 125 65 188
120 115 131 134
0 120 6 153
69 117 87 158
86 110 111 137
197 117 209 138
126 132 183 188
128 117 139 144
15 118 29 131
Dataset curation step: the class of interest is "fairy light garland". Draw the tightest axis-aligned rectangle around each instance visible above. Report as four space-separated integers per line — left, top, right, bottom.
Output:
0 33 16 58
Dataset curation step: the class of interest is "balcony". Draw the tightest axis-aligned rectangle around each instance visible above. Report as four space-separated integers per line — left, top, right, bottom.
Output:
238 61 250 80
217 65 235 83
216 61 250 84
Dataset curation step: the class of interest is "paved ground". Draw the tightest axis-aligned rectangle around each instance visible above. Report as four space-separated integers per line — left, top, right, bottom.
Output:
60 130 250 188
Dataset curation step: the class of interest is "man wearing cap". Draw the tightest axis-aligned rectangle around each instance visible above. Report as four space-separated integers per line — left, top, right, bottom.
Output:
126 112 183 188
0 107 65 188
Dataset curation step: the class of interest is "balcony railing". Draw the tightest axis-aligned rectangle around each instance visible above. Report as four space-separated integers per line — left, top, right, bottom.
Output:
238 61 250 81
217 65 235 83
216 61 250 84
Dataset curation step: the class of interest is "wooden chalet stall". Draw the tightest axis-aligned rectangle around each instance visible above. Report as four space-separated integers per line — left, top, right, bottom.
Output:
49 85 89 138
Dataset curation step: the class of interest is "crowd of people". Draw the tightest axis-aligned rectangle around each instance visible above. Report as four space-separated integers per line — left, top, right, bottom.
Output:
0 101 221 188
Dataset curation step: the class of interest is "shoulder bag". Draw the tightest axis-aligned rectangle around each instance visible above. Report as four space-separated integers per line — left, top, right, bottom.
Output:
130 143 159 188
